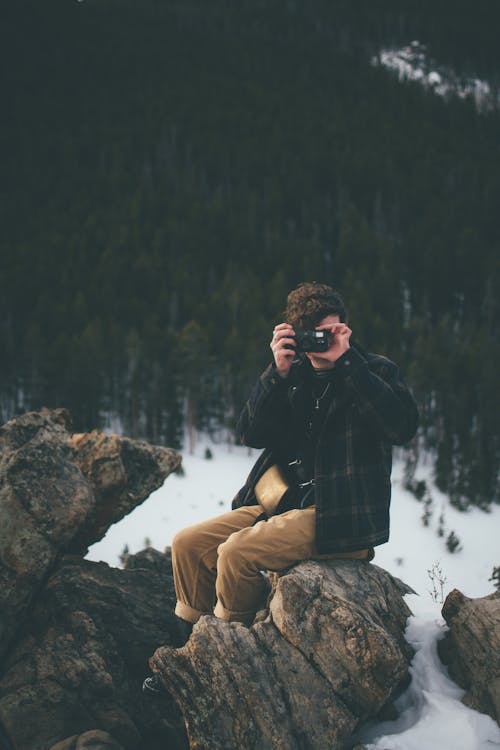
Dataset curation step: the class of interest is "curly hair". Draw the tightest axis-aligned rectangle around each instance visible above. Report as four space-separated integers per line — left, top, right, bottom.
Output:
284 282 347 329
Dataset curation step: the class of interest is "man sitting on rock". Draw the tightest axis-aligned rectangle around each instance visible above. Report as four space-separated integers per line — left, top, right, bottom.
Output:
143 281 418 693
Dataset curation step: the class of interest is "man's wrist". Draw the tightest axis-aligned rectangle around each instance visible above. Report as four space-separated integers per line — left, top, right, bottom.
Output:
261 362 290 389
333 343 350 364
276 367 290 379
335 346 363 372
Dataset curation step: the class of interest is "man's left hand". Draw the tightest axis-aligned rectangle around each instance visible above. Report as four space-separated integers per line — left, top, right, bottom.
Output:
316 322 352 364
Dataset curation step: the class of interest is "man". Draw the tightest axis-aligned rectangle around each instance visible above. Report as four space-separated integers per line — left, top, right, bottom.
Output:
143 281 418 693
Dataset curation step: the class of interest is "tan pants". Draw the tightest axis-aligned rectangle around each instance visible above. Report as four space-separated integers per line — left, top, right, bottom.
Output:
172 505 373 625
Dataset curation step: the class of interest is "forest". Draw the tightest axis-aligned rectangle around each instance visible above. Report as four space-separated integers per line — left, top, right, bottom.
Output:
1 0 499 509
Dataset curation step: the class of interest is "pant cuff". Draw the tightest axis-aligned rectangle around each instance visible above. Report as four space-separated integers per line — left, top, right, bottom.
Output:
213 599 255 625
175 600 206 624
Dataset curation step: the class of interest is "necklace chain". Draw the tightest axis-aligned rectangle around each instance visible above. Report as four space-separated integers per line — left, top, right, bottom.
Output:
314 382 331 410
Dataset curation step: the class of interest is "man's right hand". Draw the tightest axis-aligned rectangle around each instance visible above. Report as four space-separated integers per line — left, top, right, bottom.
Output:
270 323 296 379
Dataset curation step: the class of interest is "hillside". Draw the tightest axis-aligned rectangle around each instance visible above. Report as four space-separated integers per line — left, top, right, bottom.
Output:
1 0 499 509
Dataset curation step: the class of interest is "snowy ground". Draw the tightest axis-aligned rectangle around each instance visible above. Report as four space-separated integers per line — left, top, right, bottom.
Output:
86 441 500 750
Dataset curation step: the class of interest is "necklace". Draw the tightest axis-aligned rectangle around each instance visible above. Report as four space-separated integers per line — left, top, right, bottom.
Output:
313 382 331 410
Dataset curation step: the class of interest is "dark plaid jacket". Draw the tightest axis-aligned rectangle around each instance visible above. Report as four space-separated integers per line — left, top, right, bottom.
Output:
232 343 419 553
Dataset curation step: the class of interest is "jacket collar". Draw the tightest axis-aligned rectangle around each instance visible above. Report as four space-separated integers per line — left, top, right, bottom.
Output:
288 341 366 420
291 339 367 379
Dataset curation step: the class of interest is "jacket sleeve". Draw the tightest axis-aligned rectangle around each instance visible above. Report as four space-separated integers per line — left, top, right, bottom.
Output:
335 347 419 445
235 363 293 449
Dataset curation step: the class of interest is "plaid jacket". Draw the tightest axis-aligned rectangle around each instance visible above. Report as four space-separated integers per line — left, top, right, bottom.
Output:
232 343 419 553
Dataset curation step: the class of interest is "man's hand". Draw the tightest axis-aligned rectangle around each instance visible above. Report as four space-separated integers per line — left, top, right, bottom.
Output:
270 323 296 379
310 322 352 368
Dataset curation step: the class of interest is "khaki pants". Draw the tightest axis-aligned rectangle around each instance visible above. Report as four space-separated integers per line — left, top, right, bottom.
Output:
172 505 373 625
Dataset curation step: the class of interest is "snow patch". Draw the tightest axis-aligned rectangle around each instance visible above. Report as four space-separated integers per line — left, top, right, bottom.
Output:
372 41 497 112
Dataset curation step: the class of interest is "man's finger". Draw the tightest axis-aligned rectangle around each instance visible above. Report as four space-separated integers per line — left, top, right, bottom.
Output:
273 327 295 339
272 338 296 351
331 324 351 335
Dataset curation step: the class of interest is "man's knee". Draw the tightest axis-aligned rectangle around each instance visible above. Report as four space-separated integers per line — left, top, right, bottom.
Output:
217 532 255 574
171 525 199 562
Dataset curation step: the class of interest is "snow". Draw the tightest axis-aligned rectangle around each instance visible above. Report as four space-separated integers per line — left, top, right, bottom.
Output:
428 71 442 86
359 594 500 750
86 443 259 565
372 41 498 113
86 441 500 750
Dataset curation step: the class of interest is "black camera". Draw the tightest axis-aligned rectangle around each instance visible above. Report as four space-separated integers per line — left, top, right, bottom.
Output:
293 329 329 353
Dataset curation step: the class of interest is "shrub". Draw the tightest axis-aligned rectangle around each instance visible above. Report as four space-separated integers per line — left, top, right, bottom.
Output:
446 530 462 553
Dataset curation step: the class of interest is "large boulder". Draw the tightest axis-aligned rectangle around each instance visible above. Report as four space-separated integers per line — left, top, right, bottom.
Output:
439 588 500 725
0 408 180 662
0 409 184 750
0 409 417 750
151 559 415 750
0 549 188 750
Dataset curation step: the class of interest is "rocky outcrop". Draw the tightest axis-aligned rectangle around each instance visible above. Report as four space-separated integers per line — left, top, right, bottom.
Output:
151 560 415 750
0 409 417 750
439 588 500 725
0 408 180 663
0 549 187 750
0 409 184 750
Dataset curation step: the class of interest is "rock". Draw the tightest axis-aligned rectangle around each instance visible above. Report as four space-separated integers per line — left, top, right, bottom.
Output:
439 588 500 724
0 550 188 750
49 729 125 750
151 560 415 750
0 409 417 750
69 430 180 555
0 410 185 750
0 408 180 662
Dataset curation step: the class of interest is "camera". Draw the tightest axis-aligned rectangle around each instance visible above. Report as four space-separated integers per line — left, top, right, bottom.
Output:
292 329 329 353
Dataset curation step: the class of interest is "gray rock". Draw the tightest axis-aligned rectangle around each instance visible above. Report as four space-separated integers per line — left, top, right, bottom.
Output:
0 408 419 750
0 552 188 750
0 408 180 662
0 410 184 750
439 587 500 725
151 559 415 750
49 729 125 750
